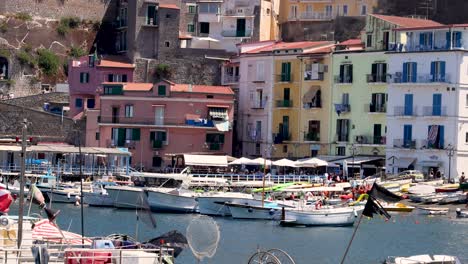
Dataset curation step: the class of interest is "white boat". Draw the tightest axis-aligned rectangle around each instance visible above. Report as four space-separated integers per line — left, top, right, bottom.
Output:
438 192 467 204
197 192 261 216
82 181 118 207
226 201 297 220
145 187 199 213
421 194 446 204
46 189 80 203
385 254 462 264
280 207 361 227
106 185 145 209
456 208 468 218
419 207 449 215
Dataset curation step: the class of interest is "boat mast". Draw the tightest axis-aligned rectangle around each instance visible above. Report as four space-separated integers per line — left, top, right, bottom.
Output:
261 157 266 207
17 119 28 249
77 127 85 247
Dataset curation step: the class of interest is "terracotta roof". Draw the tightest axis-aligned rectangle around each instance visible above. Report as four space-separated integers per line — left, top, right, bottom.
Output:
370 14 443 28
179 34 193 39
302 46 335 55
97 56 134 69
159 4 179 9
72 111 84 121
244 41 332 54
338 39 363 46
171 84 234 95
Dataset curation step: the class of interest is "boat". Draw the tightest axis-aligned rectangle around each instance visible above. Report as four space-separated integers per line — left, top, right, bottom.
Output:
460 182 468 190
455 208 468 218
105 185 145 209
385 255 462 264
197 192 262 216
382 203 415 212
419 207 449 215
226 201 297 220
82 181 117 207
408 193 434 203
438 192 466 204
46 188 81 203
435 184 459 193
280 207 362 227
145 187 199 213
421 194 446 204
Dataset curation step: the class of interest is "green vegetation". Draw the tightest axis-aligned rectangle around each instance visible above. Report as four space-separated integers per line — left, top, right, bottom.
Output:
15 12 32 21
23 44 32 53
16 50 36 68
37 49 60 76
155 64 171 80
0 22 7 33
57 16 82 36
0 49 10 59
69 46 87 58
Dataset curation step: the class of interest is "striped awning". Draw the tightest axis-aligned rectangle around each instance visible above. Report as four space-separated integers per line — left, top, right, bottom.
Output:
209 107 228 120
32 219 92 245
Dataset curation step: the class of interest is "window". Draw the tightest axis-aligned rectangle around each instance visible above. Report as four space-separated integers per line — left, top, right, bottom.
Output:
366 34 372 47
87 98 95 109
206 133 225 150
338 64 353 83
188 5 196 14
187 23 195 32
419 32 433 49
311 150 318 157
325 5 332 17
118 7 127 27
404 94 414 115
432 94 442 116
166 14 171 19
466 132 468 143
146 4 158 25
343 5 348 16
289 5 297 18
256 61 264 81
283 145 288 153
342 93 349 106
361 5 367 15
107 74 127 82
116 30 127 51
255 121 262 138
403 124 413 147
125 105 134 117
370 63 387 82
200 22 209 34
452 31 462 48
304 63 324 80
152 156 163 167
402 62 417 83
266 8 270 15
80 72 89 83
255 143 261 155
103 85 124 95
306 120 320 141
336 146 346 156
466 94 468 107
336 119 349 141
370 93 386 112
125 128 140 141
150 131 167 147
158 85 166 96
280 62 291 82
165 41 170 47
95 132 100 140
75 98 83 108
199 3 218 14
431 61 446 82
426 125 444 149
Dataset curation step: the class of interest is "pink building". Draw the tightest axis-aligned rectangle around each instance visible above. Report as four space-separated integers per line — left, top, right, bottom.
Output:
85 80 234 170
68 55 135 118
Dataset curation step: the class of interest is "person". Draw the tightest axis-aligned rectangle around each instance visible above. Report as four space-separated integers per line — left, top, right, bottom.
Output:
460 172 466 183
429 169 434 179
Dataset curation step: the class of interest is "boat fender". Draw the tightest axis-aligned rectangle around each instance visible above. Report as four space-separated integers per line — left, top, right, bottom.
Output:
456 208 461 216
0 216 12 229
315 200 322 210
269 209 275 215
67 192 71 199
248 207 253 213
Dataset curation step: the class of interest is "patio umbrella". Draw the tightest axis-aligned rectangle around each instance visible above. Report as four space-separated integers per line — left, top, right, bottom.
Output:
272 158 296 167
295 157 328 168
228 157 257 166
252 157 272 166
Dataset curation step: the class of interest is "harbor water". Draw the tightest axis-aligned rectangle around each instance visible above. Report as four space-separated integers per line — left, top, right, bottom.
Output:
12 204 468 263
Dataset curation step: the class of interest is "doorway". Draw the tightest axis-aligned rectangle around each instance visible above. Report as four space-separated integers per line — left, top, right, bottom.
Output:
236 18 246 37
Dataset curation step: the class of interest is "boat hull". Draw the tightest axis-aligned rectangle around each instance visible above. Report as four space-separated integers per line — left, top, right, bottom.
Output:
106 187 145 209
419 207 449 215
146 190 198 213
197 197 262 216
281 208 359 227
227 204 282 220
46 191 79 203
83 192 114 207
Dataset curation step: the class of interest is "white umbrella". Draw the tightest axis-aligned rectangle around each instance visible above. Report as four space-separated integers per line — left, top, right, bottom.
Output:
272 158 296 167
295 157 328 168
252 157 272 166
228 157 257 166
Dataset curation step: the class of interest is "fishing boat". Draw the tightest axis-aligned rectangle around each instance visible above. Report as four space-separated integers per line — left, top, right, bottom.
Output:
382 203 415 212
435 184 459 193
197 192 262 216
82 181 117 207
280 207 361 227
46 188 81 203
438 192 466 204
145 187 199 213
419 207 449 215
421 194 446 204
226 201 298 220
105 185 145 209
385 255 462 264
455 208 468 218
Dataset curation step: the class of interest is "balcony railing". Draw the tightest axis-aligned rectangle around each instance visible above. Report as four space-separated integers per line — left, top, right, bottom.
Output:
276 74 293 83
274 132 291 143
335 134 349 142
223 75 240 84
223 8 254 16
221 30 253 38
99 116 218 128
152 140 163 149
421 139 444 150
334 104 351 114
422 106 447 117
391 73 451 84
355 135 386 145
251 100 266 109
206 142 224 151
393 139 417 149
300 12 333 20
304 72 324 81
366 104 387 113
366 74 390 83
397 42 468 52
276 100 293 108
304 101 321 109
334 75 352 84
304 132 320 142
394 106 417 116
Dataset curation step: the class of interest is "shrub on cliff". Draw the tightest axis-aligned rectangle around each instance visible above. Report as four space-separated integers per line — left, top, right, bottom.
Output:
16 50 36 68
57 16 82 36
69 46 87 58
37 49 60 76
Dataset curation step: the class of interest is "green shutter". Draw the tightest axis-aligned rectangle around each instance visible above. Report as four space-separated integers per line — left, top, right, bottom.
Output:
132 128 141 141
158 85 166 96
150 131 155 141
161 131 167 141
117 128 126 146
219 134 225 143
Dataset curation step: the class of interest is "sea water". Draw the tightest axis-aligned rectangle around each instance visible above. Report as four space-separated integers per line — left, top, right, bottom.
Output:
12 204 468 264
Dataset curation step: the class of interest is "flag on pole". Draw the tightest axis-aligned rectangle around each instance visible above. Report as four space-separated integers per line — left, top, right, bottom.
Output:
30 185 45 206
367 182 402 203
362 196 391 220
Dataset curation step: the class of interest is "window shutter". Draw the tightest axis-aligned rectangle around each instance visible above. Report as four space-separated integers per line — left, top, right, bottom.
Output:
382 63 387 75
428 32 433 47
439 126 444 148
132 128 141 141
440 61 446 80
412 62 417 83
339 64 344 82
150 131 155 141
419 33 425 46
348 64 353 82
161 131 167 142
108 74 113 82
122 74 127 82
371 63 377 76
446 32 451 49
402 62 408 83
430 61 435 81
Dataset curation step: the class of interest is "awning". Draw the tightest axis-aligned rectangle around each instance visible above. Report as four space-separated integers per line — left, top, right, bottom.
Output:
229 157 257 166
335 156 384 165
272 158 296 167
209 107 228 120
303 86 320 102
207 105 229 108
392 157 416 168
183 154 228 167
418 161 441 167
214 120 230 132
295 157 328 167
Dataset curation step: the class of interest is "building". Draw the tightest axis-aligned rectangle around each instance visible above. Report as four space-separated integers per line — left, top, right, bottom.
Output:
386 24 468 180
84 80 234 170
179 0 280 52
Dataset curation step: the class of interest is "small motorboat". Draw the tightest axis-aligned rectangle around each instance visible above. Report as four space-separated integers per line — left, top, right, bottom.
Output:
421 194 446 204
419 207 449 215
435 184 459 193
280 206 363 227
382 203 415 212
438 192 466 205
455 208 468 218
385 254 462 264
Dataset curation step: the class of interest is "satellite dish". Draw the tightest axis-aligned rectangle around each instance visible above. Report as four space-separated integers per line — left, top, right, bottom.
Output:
247 248 296 264
186 215 220 262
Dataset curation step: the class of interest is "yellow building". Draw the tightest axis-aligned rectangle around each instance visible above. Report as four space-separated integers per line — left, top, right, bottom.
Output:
279 0 378 23
271 42 335 159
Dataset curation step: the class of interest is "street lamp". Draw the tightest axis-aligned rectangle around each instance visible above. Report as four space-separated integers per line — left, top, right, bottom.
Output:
349 143 358 179
446 144 455 183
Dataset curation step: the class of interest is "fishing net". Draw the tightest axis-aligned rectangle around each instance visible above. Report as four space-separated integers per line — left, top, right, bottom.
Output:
186 215 220 262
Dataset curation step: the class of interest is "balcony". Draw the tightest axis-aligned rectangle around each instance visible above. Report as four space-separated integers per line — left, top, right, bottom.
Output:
152 140 163 149
205 142 223 151
334 75 352 84
397 41 468 53
393 139 417 149
394 106 417 117
99 116 217 128
222 75 240 84
304 132 320 142
274 132 291 144
223 8 254 17
276 100 293 108
251 100 266 109
366 74 390 83
300 12 333 20
355 135 386 145
304 72 324 81
366 104 387 113
304 101 321 109
276 74 293 83
422 106 447 117
221 30 252 38
391 73 451 84
334 104 351 114
421 139 444 150
248 130 262 142
335 134 349 142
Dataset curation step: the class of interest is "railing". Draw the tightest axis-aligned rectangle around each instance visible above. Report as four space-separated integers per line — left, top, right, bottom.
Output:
223 75 240 84
394 106 417 116
0 165 129 176
335 103 351 113
190 173 327 184
304 72 324 81
300 12 333 20
421 139 444 150
355 135 386 145
393 139 417 149
205 142 224 151
99 116 217 128
276 73 294 83
422 106 447 116
304 101 321 109
366 74 390 83
334 75 353 84
221 30 253 38
223 8 254 16
366 104 386 113
335 134 349 142
276 100 293 108
251 100 266 109
391 73 451 84
304 132 320 142
397 42 468 52
274 133 291 143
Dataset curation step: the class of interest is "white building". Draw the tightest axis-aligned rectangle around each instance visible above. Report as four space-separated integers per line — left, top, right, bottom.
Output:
386 24 468 181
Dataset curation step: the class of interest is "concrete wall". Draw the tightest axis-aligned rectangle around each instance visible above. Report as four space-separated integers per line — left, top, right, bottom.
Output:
4 92 69 112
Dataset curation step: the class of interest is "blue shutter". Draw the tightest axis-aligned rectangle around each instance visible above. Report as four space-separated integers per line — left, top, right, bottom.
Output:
455 32 462 48
439 126 444 149
419 33 425 47
402 62 408 83
440 61 446 81
412 62 417 82
430 61 435 82
404 125 412 146
428 32 433 48
446 32 451 49
404 94 413 115
433 94 442 116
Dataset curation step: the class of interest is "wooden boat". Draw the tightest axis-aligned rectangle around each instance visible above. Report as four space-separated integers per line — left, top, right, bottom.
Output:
280 207 362 227
435 184 459 193
382 203 415 212
438 192 466 204
385 254 462 264
455 208 468 218
419 207 449 215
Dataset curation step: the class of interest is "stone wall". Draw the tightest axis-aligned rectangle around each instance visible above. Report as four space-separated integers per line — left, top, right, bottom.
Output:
4 92 69 112
0 102 84 144
1 0 111 21
280 21 336 42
